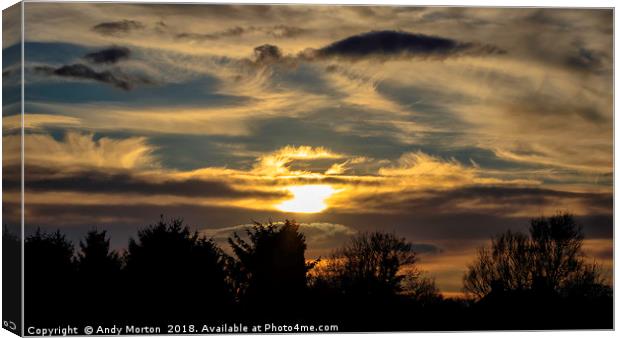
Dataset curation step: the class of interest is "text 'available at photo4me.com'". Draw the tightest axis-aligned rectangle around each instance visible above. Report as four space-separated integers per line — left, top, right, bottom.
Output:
26 322 341 336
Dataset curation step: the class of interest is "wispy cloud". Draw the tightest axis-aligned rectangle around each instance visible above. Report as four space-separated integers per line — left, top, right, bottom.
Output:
92 19 145 36
176 24 306 42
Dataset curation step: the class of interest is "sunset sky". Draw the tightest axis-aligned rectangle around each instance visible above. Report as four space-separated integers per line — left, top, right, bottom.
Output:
3 4 612 296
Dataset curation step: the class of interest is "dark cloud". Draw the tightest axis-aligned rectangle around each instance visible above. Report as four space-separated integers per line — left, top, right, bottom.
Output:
504 93 609 125
411 243 443 255
307 30 505 60
565 46 608 73
21 203 276 235
247 30 503 66
92 20 144 36
253 44 283 64
17 169 286 200
355 186 613 216
84 47 131 64
34 64 151 90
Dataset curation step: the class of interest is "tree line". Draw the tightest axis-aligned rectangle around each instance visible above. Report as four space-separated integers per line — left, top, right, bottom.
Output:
8 213 612 330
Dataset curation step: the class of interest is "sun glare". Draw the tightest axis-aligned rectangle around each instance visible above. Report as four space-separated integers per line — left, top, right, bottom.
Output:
277 185 337 213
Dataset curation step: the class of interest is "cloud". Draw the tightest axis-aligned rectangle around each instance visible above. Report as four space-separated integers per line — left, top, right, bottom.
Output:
3 114 81 131
12 133 607 227
16 168 285 200
253 44 283 64
84 46 131 64
9 132 158 170
246 30 504 66
15 4 613 299
306 30 505 60
92 19 144 36
376 151 531 189
564 46 608 73
176 27 246 41
176 25 305 41
201 221 357 258
325 161 349 175
343 185 612 219
253 145 344 176
265 25 306 38
34 64 151 90
411 243 443 254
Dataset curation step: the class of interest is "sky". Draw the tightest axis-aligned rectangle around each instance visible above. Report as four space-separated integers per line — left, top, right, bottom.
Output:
2 4 613 296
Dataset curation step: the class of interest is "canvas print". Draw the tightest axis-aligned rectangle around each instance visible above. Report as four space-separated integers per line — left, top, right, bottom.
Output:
2 2 613 335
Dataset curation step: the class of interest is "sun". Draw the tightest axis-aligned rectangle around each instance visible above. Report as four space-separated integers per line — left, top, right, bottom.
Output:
276 185 337 213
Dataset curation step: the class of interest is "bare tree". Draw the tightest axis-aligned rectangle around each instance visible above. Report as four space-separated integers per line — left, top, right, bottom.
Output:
463 231 530 298
463 213 609 300
314 231 440 301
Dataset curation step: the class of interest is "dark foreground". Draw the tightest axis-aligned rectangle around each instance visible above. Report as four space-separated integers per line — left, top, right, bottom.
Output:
4 214 614 334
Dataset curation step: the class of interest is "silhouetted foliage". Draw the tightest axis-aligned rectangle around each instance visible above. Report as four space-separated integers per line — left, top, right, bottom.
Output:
20 213 611 330
124 216 232 318
228 220 315 310
3 226 22 332
77 229 122 274
74 230 122 319
25 229 76 320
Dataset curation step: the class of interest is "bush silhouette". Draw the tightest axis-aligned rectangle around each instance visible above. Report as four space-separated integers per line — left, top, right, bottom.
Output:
228 220 315 311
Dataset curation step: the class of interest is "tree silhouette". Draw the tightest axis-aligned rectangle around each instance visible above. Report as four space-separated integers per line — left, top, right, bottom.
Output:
308 231 442 330
316 232 434 299
399 272 442 304
463 213 609 300
228 220 315 311
3 226 21 332
77 229 122 274
17 213 611 330
25 229 76 321
462 213 612 329
462 230 531 299
74 229 122 319
124 216 232 319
